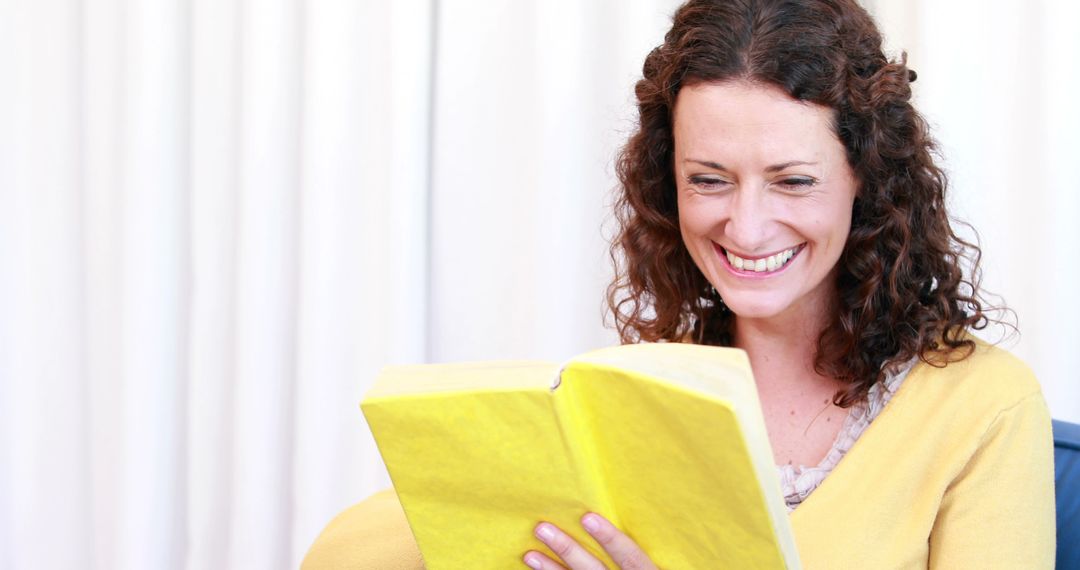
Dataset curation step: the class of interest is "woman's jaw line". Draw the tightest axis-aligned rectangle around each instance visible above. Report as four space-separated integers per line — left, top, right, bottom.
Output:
714 242 806 277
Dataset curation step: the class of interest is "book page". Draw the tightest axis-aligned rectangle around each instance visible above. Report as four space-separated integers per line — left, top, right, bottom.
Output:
564 362 789 568
565 343 799 568
362 363 602 569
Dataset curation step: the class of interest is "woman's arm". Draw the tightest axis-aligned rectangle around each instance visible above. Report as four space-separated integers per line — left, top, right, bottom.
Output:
928 392 1056 568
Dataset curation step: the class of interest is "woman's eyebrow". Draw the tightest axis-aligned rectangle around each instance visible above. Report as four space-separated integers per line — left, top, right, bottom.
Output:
686 159 727 170
685 159 818 172
765 160 818 172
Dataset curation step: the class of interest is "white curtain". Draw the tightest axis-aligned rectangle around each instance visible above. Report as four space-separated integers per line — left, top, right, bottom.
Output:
0 1 675 568
1 1 1076 569
1 0 437 567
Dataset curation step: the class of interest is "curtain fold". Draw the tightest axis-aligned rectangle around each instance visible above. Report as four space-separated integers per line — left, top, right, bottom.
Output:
186 0 239 566
3 1 92 568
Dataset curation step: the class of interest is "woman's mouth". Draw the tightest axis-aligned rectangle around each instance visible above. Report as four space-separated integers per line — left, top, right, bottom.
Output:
717 243 806 274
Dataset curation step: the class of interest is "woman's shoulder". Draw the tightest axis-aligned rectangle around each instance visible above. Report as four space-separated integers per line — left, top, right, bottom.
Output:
910 335 1042 413
885 335 1050 457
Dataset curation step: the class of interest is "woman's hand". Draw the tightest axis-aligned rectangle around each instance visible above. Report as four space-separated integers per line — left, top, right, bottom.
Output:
522 513 659 569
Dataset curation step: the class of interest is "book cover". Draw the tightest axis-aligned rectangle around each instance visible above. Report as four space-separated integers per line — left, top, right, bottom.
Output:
361 343 800 569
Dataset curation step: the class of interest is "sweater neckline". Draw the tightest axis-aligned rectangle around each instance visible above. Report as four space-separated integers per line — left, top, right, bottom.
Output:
778 359 915 511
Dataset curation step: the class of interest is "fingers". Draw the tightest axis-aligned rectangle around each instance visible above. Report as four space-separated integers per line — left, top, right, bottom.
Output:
522 550 564 570
525 522 606 570
523 515 658 570
579 513 657 570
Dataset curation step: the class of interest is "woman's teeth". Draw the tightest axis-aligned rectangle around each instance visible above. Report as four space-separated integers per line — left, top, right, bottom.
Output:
726 246 799 272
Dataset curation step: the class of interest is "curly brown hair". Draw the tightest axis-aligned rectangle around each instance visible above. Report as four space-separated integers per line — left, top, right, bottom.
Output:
607 0 1003 406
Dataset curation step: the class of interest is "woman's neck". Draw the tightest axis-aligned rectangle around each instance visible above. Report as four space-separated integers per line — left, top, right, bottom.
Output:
732 298 839 394
732 297 852 468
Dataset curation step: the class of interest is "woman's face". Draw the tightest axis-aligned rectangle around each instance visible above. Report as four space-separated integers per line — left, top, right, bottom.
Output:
673 81 858 324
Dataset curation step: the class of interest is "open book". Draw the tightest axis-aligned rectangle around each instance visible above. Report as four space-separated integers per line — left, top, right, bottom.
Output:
362 342 800 569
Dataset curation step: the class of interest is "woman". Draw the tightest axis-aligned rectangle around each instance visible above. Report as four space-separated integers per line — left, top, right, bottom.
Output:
519 0 1055 568
305 0 1055 568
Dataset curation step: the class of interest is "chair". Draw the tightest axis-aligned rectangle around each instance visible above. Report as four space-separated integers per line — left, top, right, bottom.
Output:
1054 419 1080 569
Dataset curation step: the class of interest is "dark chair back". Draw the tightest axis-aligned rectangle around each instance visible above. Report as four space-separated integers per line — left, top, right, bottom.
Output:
1054 419 1080 569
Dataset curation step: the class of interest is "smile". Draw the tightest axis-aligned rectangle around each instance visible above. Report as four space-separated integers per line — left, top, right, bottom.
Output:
718 243 805 274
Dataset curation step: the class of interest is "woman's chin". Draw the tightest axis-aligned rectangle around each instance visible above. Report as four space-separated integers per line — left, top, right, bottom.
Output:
719 295 793 321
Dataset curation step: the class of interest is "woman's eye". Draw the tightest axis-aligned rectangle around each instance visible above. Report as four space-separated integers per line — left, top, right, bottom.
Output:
688 176 730 192
779 177 817 190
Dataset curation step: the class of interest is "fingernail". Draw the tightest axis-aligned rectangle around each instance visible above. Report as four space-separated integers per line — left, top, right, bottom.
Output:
582 513 601 533
535 523 555 541
524 553 543 569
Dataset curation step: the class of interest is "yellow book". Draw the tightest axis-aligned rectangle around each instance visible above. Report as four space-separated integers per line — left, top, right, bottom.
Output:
361 342 800 569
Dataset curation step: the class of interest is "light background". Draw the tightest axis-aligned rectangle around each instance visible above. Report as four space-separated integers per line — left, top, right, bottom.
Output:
1 1 1077 568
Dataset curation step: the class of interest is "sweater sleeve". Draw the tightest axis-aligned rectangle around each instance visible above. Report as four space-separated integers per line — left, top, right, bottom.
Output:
928 391 1056 569
301 488 425 570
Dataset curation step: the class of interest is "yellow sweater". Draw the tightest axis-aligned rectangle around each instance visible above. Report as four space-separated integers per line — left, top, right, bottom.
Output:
303 341 1056 569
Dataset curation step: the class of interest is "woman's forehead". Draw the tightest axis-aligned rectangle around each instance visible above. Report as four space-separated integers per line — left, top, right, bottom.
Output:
672 82 842 167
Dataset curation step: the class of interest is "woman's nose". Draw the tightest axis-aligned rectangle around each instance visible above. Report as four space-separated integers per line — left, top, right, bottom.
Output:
723 187 771 252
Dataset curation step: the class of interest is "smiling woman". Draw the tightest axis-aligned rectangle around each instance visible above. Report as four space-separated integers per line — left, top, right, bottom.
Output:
591 0 1055 567
302 0 1056 568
